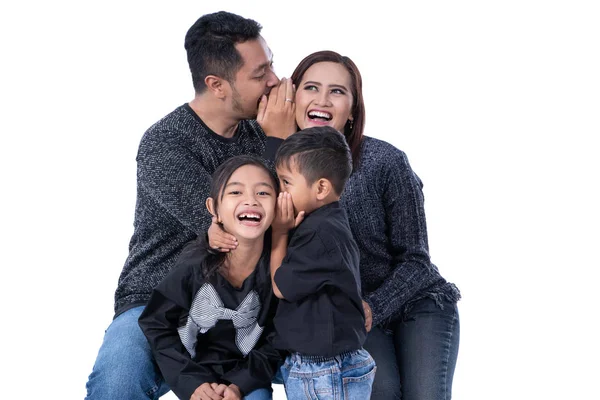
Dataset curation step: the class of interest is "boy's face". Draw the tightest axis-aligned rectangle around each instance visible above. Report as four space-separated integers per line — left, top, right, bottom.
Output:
276 163 317 216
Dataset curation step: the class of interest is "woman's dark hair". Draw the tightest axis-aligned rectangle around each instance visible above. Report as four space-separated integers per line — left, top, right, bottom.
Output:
201 155 278 279
185 11 263 93
290 50 365 169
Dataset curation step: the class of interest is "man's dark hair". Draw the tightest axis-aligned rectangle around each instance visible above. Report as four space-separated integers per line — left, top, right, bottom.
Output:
275 126 353 195
184 11 262 93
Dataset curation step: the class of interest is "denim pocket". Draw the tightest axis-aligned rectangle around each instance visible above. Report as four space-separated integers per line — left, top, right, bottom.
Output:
342 363 376 400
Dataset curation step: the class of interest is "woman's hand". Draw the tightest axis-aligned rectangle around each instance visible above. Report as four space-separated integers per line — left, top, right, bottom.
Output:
362 300 373 332
272 192 304 236
207 216 237 252
257 77 297 139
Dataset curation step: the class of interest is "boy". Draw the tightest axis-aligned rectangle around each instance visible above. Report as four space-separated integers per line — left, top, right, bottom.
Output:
270 126 376 399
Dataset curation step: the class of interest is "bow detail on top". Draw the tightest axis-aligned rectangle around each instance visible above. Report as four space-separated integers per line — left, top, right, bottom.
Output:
178 282 263 357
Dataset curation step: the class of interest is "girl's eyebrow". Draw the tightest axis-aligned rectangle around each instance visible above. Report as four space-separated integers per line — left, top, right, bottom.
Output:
225 181 274 189
225 181 243 188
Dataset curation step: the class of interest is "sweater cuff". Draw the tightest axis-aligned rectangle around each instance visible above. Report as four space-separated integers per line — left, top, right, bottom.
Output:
365 294 386 327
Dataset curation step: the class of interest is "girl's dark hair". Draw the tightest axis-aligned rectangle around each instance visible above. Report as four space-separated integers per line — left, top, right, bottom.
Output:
290 50 365 169
201 155 278 279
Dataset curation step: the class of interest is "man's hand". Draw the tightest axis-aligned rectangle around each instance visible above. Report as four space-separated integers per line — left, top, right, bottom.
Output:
190 382 223 400
362 300 373 332
272 192 304 236
207 216 238 252
257 77 297 139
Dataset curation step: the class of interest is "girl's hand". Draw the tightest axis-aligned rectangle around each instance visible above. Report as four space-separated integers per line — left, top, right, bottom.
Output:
223 384 242 400
272 192 304 236
207 216 237 252
257 77 297 139
191 382 223 400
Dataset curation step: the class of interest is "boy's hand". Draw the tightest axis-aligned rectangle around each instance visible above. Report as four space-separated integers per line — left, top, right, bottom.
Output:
257 77 297 140
362 300 373 332
191 382 223 400
272 192 304 236
207 216 238 252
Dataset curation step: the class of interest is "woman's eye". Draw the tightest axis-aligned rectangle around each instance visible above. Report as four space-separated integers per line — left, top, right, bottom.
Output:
332 88 345 95
257 191 271 196
228 191 242 195
304 85 317 91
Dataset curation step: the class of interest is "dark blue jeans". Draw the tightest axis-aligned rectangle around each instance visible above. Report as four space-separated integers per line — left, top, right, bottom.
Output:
363 297 459 400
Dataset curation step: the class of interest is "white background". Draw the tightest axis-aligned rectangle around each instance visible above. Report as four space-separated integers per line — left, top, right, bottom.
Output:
1 1 599 399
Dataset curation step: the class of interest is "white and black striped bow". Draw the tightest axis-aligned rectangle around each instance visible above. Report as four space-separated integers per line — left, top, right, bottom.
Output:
178 283 263 357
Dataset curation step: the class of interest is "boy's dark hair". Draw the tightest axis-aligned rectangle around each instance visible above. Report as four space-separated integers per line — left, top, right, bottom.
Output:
203 155 278 278
275 126 353 196
184 11 262 93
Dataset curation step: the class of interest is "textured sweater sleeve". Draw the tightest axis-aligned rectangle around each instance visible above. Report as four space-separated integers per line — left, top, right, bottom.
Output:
137 134 213 236
364 149 441 326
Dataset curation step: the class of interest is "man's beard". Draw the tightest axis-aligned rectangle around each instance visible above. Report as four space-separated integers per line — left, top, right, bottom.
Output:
231 84 258 119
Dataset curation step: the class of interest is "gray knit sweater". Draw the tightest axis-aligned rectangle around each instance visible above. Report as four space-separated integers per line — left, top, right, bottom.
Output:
114 105 460 325
114 104 267 316
340 136 460 326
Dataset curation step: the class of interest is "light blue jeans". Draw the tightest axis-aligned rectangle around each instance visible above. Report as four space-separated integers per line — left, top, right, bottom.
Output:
85 306 272 399
280 349 376 400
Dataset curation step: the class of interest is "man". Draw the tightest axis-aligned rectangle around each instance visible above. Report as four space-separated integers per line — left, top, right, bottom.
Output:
85 11 295 399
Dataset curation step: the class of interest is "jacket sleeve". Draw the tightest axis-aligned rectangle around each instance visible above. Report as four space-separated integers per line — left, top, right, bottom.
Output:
274 229 349 302
364 148 443 326
138 247 216 399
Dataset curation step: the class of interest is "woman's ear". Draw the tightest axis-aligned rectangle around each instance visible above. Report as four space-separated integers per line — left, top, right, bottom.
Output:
315 178 333 201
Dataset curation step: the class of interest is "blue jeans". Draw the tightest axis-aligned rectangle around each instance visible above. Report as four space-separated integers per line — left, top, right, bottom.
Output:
363 297 460 400
280 349 376 400
85 306 272 400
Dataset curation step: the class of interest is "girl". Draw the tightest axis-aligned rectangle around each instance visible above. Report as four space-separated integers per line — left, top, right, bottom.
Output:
139 155 281 400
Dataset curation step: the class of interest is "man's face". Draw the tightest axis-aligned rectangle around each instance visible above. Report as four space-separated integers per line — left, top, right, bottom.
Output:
229 37 279 119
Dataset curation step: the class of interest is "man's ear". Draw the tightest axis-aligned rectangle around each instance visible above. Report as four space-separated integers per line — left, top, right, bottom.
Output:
315 178 333 201
204 75 227 99
206 197 220 222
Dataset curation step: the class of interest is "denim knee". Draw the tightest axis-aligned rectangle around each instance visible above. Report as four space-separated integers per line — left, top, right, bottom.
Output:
85 306 169 400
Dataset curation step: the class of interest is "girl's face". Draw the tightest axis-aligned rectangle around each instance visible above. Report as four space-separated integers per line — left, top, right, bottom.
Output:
294 61 354 133
212 164 276 241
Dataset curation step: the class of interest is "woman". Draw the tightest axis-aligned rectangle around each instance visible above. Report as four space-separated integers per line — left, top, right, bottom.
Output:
213 51 461 400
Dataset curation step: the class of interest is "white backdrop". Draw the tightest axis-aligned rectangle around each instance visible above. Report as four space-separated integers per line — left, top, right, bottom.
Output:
1 1 599 399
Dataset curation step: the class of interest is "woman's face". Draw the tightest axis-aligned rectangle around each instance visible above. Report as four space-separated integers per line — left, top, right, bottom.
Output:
294 61 354 133
213 164 276 242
